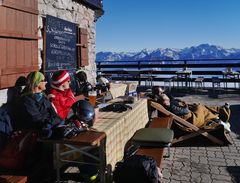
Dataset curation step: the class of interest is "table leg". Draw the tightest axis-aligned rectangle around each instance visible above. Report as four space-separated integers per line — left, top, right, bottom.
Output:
99 139 106 183
55 144 61 183
185 75 188 88
234 75 237 88
223 75 227 89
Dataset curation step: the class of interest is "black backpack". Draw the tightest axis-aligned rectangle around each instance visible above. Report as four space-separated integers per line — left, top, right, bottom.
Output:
113 154 160 183
0 105 13 150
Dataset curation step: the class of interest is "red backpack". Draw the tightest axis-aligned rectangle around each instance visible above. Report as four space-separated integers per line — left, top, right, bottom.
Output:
0 130 39 169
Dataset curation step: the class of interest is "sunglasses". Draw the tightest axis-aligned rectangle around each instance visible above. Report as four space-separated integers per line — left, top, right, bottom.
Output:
40 79 47 82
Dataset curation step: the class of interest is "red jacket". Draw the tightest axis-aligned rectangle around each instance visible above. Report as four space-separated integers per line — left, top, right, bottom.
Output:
48 87 76 119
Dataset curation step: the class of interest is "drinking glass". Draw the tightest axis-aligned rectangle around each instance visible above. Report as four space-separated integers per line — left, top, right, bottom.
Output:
88 90 97 107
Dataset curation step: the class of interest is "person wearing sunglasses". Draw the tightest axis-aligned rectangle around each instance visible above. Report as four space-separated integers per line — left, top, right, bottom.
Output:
48 70 77 120
151 86 231 132
16 71 64 137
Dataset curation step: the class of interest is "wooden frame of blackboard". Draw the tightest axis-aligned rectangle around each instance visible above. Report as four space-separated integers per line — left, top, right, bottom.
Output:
76 27 81 69
43 25 47 73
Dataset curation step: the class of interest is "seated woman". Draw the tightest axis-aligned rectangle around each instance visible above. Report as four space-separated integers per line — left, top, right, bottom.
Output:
48 70 77 120
151 86 231 132
13 71 66 182
16 71 64 137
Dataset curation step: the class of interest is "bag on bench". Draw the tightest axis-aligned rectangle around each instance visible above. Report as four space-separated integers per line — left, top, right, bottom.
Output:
0 105 13 150
113 154 161 183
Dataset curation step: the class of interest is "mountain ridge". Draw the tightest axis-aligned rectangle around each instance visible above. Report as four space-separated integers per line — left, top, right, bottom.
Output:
96 44 240 61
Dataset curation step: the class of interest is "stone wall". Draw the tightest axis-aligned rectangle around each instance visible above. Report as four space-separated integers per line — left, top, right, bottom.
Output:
38 0 98 84
0 0 100 106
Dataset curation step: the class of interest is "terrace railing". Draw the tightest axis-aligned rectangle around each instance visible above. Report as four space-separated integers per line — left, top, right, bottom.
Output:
96 58 240 89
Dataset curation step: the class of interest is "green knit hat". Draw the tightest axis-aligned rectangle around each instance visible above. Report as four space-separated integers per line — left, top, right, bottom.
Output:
33 71 45 86
22 71 45 96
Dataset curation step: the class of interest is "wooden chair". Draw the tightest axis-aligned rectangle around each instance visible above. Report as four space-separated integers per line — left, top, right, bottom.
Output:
150 101 225 145
136 116 174 168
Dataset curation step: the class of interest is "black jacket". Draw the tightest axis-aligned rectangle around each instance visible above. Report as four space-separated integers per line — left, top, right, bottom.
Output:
16 94 62 130
169 99 189 116
74 75 93 96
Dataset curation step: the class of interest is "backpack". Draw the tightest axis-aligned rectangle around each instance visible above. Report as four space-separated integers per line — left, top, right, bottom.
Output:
0 105 13 149
113 154 161 183
0 130 39 169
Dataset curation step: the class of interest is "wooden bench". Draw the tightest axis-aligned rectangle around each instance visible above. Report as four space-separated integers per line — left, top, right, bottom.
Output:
136 116 173 168
0 175 27 183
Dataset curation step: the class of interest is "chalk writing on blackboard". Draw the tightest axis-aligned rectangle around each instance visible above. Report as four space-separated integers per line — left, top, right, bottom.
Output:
45 15 77 71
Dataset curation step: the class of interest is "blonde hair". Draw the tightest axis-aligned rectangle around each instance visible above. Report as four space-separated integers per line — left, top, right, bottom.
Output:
24 71 44 94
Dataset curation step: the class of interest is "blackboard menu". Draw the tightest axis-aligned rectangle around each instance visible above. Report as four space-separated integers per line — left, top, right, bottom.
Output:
45 15 77 71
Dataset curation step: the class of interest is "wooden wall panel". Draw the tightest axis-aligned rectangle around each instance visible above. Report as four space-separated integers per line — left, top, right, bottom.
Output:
7 74 16 87
24 40 32 66
16 10 24 34
33 0 37 10
0 74 16 88
32 14 38 37
0 7 6 31
25 0 30 8
0 39 7 71
0 0 38 14
6 39 16 68
0 1 38 88
6 7 15 32
0 75 8 88
24 12 31 36
0 6 37 39
31 41 38 65
2 66 39 75
16 39 24 67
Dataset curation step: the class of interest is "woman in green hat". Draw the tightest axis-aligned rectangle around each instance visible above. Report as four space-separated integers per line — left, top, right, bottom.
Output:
16 71 64 137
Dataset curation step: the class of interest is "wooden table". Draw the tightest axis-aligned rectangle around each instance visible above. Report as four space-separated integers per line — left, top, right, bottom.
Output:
41 131 106 183
176 70 192 88
93 98 149 169
222 71 240 88
41 98 149 183
0 175 27 183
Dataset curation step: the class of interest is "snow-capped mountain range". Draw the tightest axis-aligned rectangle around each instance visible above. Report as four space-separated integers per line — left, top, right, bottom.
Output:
96 44 240 61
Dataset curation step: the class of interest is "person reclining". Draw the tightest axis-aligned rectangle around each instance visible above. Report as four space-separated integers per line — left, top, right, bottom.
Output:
151 86 231 132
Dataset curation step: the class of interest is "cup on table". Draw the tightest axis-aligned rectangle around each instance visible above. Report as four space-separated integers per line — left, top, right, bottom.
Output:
88 90 97 107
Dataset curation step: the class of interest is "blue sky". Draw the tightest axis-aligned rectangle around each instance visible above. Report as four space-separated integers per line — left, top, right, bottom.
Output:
96 0 240 52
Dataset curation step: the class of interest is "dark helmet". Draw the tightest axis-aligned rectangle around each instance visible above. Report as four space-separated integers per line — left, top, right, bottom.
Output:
79 82 93 95
71 100 95 127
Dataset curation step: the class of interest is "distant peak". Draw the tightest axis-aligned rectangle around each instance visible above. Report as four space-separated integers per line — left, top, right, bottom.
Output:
96 44 240 61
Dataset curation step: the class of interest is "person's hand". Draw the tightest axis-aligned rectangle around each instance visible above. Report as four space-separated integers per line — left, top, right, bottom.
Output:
75 94 85 101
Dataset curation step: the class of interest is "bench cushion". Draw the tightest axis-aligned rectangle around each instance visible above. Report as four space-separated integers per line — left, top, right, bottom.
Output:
132 128 174 147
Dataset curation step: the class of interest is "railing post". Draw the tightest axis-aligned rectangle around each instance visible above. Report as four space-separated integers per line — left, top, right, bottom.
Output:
96 61 100 74
184 60 187 70
138 61 141 85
